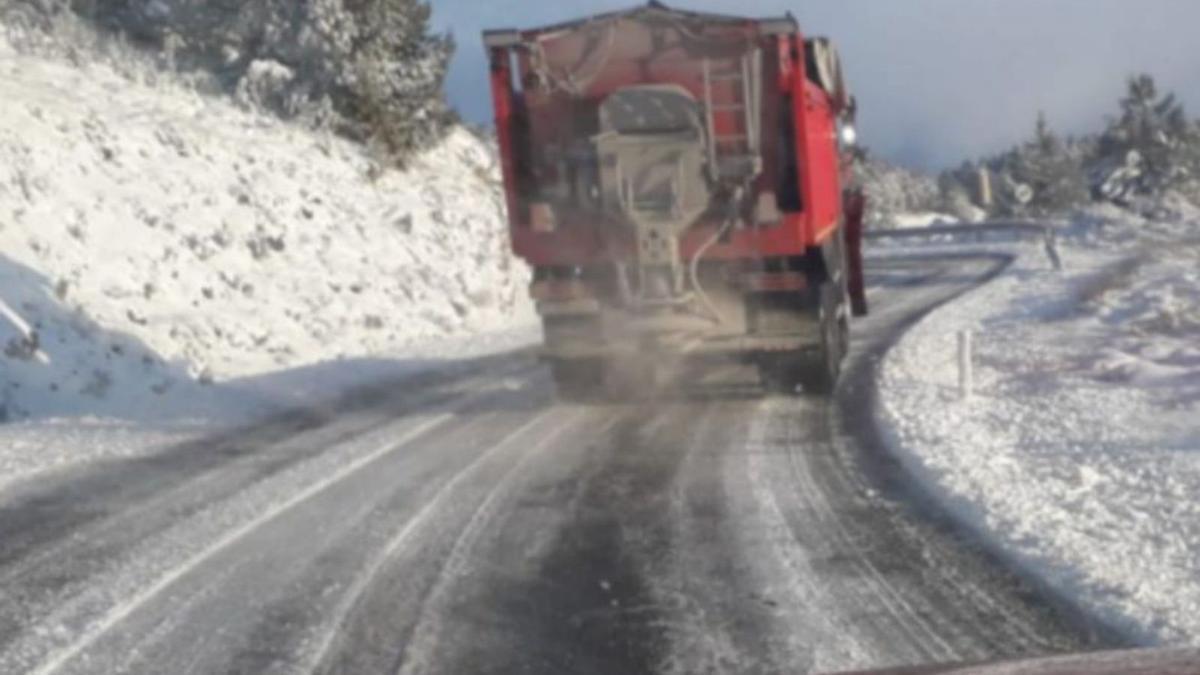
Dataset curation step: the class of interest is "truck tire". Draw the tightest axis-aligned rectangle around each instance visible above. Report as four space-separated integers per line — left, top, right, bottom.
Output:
550 359 605 402
758 282 846 396
802 281 849 395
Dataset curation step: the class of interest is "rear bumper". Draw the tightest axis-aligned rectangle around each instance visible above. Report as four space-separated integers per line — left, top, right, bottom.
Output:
536 280 822 361
539 327 820 361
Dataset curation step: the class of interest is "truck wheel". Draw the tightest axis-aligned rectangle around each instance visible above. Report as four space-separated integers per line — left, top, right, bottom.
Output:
803 283 848 395
550 359 605 402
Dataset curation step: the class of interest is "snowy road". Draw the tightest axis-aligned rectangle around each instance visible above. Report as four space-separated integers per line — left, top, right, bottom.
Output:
0 255 1115 675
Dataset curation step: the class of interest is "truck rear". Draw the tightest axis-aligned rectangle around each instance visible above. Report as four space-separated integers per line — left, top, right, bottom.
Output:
483 2 867 398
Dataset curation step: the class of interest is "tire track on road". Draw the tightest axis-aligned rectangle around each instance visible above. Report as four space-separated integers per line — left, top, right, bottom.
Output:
773 398 960 662
650 402 769 675
72 401 571 675
18 412 456 675
393 409 620 675
0 359 538 579
740 398 884 674
302 407 590 673
392 404 701 675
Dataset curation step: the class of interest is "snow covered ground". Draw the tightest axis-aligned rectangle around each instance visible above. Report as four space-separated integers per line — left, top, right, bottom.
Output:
878 205 1200 644
0 29 536 491
889 211 962 229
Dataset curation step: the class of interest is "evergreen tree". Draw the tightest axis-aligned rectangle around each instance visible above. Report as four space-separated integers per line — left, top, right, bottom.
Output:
27 0 456 164
1096 74 1199 196
981 113 1088 216
937 74 1200 215
347 0 455 161
1021 112 1088 214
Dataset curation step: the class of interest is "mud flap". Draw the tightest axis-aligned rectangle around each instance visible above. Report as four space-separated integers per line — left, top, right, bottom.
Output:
843 189 869 317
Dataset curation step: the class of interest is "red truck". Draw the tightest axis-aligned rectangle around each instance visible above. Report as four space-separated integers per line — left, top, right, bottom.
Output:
484 2 867 398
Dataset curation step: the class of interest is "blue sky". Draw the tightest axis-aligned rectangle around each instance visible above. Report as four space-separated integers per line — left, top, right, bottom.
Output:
429 1 1200 172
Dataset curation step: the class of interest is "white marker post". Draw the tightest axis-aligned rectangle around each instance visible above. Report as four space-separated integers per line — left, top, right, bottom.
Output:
957 330 974 400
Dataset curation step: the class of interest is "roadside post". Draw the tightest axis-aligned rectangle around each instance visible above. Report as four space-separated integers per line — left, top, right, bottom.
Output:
1043 226 1063 271
957 330 974 400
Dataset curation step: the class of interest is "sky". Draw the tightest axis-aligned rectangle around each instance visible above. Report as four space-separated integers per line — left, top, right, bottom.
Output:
429 0 1200 172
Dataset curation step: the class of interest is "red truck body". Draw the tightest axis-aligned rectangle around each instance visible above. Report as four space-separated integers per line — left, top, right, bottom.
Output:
484 3 865 396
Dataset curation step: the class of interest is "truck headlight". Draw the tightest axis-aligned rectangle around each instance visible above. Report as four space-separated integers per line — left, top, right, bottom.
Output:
840 124 858 147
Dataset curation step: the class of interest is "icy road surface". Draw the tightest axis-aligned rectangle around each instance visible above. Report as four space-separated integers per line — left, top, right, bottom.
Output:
0 256 1114 675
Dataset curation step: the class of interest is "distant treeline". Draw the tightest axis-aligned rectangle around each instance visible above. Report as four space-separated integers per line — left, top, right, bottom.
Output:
941 74 1200 218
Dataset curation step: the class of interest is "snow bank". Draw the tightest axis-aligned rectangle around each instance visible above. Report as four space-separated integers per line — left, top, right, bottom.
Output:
890 212 963 229
0 419 195 493
878 212 1200 644
0 36 535 425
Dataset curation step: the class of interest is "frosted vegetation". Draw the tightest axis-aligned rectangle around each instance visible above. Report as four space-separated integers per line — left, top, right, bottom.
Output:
849 152 944 229
853 74 1200 229
0 0 453 165
941 74 1200 220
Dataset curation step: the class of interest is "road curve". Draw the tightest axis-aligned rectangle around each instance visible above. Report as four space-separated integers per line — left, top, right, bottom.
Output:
0 254 1115 675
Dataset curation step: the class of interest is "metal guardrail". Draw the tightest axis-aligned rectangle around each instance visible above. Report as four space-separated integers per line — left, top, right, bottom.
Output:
864 221 1051 242
865 220 1064 271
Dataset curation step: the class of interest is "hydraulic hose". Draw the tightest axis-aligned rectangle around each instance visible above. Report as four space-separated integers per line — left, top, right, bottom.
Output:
689 186 744 325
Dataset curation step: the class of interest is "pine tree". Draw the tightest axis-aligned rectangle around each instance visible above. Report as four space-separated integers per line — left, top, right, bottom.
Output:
35 0 457 164
1022 112 1088 214
1096 74 1199 196
347 0 455 162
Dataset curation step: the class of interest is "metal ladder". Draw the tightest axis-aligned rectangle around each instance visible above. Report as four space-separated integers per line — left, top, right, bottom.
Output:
701 50 762 183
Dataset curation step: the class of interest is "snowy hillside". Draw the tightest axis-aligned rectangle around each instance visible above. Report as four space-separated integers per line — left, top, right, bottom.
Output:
0 33 534 423
878 208 1200 644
